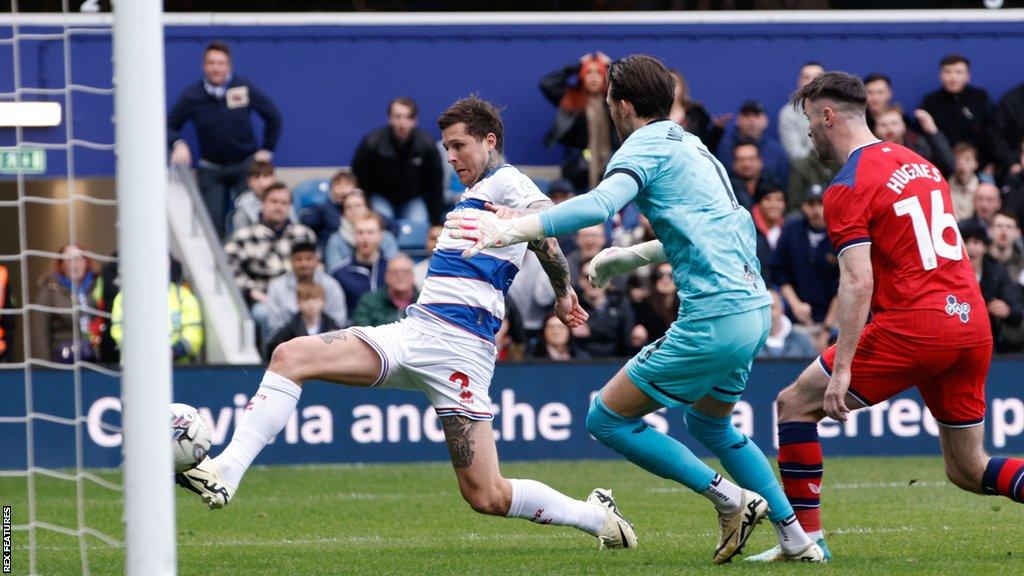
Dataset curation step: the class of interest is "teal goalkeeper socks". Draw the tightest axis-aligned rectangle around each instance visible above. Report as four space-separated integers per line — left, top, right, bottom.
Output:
684 406 795 523
586 395 716 494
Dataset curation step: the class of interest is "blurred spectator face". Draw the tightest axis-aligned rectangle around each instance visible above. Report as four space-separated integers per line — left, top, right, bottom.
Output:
385 256 415 293
874 110 906 143
426 225 443 253
989 213 1020 250
974 184 1001 223
940 62 970 94
653 263 676 295
733 144 763 181
342 193 370 222
797 63 825 89
60 245 87 283
353 217 383 259
388 101 417 143
330 177 357 204
290 249 318 282
965 236 987 260
298 293 325 321
202 48 231 87
261 186 291 229
543 315 570 348
576 225 607 258
954 146 979 179
581 60 607 95
247 171 276 200
442 122 495 187
758 190 786 224
736 111 768 141
864 79 893 116
802 199 825 229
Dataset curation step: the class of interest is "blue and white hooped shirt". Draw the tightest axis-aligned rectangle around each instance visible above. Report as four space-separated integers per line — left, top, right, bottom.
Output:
407 164 548 344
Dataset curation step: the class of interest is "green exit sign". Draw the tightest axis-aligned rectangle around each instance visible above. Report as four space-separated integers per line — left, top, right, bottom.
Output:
0 148 46 174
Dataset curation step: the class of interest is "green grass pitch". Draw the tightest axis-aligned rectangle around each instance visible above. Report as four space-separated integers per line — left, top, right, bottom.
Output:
3 456 1022 575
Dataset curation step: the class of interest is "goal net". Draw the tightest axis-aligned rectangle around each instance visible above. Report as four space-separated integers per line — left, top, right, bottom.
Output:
0 1 175 574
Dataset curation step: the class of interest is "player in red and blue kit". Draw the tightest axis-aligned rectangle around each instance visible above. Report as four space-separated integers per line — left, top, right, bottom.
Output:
749 72 1021 563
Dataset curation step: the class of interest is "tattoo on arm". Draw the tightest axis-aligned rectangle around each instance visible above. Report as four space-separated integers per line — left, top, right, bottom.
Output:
441 415 477 469
522 199 573 297
318 330 349 345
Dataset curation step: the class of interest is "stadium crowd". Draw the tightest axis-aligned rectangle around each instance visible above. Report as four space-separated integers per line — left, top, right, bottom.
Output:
13 43 1024 364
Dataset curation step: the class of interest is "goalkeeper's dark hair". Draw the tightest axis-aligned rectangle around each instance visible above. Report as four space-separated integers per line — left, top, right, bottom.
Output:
608 54 675 119
790 71 867 114
437 95 505 154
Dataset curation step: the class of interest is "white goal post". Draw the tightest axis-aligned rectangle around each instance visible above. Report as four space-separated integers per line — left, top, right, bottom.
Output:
113 0 176 574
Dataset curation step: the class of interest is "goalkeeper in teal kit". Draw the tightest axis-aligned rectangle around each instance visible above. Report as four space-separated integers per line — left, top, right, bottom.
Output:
446 54 825 564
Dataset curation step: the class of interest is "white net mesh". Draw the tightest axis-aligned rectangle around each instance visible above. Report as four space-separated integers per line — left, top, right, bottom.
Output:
1 3 122 574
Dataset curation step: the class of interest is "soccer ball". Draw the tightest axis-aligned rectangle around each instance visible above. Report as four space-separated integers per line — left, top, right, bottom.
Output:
170 403 212 473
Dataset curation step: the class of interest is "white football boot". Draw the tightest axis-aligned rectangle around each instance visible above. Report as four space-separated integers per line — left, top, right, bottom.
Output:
745 541 828 563
176 456 234 510
587 488 638 550
713 489 768 564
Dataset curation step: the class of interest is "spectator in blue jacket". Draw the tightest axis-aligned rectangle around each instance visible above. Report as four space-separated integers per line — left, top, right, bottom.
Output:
331 214 389 312
716 100 790 188
769 187 839 327
168 41 282 239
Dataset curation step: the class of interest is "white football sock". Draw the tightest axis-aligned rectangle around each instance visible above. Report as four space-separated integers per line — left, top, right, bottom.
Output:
774 514 814 555
702 474 742 513
807 529 824 542
213 371 302 489
506 479 606 535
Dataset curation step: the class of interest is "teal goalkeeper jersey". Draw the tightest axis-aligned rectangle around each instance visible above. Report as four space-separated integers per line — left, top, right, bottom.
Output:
540 119 771 321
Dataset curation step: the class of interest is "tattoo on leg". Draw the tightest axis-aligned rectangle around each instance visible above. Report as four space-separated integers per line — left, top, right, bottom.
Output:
318 330 349 345
441 415 477 469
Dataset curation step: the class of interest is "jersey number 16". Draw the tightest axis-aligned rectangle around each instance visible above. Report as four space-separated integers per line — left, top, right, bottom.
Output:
893 189 963 271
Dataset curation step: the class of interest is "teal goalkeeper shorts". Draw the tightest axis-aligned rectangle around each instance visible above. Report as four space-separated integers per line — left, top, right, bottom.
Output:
625 306 771 409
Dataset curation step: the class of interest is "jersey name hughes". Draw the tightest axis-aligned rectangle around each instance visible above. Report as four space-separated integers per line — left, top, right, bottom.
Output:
885 162 942 195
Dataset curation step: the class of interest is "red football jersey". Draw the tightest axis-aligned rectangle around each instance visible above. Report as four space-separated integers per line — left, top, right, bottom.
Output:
823 141 991 348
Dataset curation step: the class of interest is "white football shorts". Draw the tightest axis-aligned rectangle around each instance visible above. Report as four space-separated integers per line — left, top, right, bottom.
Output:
348 315 496 421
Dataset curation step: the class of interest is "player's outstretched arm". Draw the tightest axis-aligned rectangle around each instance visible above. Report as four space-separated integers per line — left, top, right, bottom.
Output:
485 200 588 328
445 172 639 257
589 241 668 289
823 244 874 422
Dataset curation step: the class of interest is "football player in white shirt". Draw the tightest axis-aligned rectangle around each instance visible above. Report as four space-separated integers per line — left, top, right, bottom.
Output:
179 95 638 550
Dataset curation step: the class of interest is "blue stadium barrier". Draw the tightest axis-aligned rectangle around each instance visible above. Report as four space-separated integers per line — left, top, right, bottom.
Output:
1 358 1021 470
3 17 1022 178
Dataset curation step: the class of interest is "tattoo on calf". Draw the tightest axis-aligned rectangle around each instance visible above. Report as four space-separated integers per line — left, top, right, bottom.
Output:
318 330 349 345
441 415 477 468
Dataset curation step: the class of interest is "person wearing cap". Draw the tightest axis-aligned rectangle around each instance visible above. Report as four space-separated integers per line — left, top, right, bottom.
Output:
716 99 790 188
769 186 838 329
962 219 1023 352
778 62 825 161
